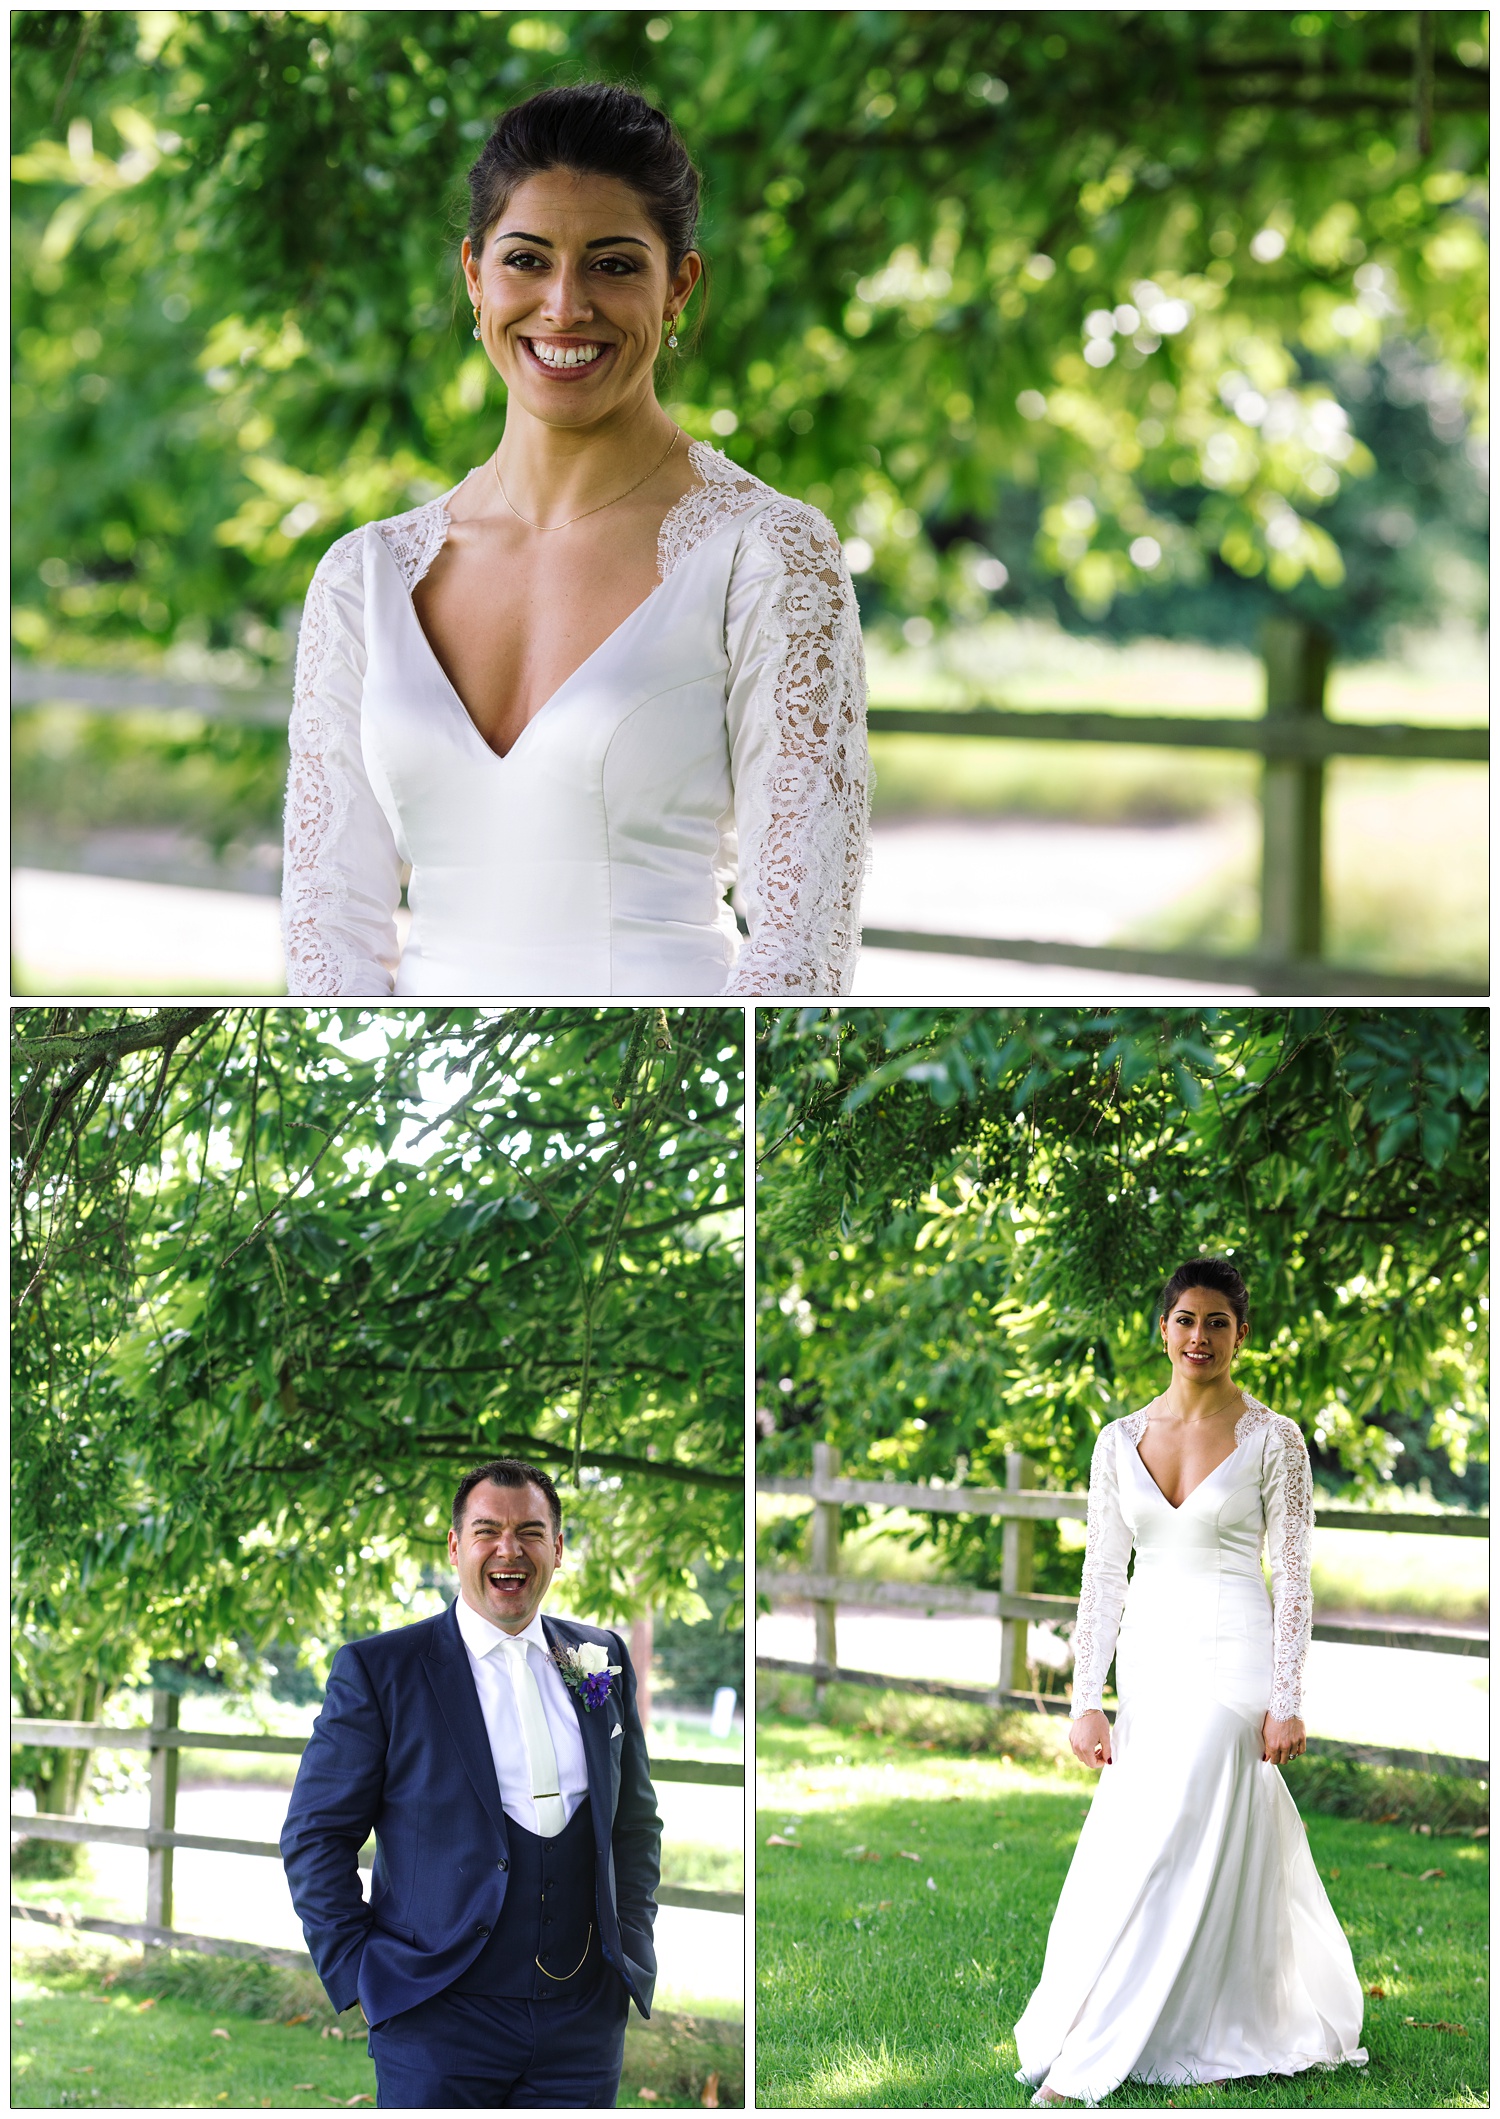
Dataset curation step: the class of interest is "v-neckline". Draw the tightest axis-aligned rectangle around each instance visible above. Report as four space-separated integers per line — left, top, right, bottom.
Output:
395 453 716 764
1131 1395 1248 1512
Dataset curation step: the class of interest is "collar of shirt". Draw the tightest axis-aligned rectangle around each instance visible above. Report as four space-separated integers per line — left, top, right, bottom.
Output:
453 1594 551 1665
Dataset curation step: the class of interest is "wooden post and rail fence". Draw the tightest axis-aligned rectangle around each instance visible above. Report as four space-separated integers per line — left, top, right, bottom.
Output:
758 1441 1489 1781
12 613 1487 995
10 1706 744 1968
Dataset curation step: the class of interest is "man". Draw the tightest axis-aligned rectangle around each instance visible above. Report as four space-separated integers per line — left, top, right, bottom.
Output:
281 1457 662 2107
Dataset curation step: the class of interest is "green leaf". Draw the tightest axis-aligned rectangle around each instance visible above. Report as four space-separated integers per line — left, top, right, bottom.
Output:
1419 1105 1461 1170
1375 1112 1418 1162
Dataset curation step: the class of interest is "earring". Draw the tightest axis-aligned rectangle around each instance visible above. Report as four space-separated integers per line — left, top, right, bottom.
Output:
665 314 678 349
472 305 482 341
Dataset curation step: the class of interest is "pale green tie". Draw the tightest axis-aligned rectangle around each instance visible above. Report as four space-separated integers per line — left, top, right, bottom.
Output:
498 1635 566 1838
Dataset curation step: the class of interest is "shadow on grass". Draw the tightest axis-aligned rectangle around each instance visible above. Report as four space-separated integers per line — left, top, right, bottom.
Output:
755 1718 1489 2110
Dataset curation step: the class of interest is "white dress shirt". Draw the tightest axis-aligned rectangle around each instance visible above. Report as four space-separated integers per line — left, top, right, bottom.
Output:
452 1597 590 1834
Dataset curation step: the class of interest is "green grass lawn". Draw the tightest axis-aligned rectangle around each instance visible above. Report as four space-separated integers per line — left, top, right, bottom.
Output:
11 1944 742 2109
11 1957 378 2111
755 1718 1489 2110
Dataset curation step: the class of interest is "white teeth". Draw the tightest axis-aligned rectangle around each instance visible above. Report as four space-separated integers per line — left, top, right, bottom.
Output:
531 341 602 368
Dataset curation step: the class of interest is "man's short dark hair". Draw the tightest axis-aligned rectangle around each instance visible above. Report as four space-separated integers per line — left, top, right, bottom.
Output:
451 1458 563 1538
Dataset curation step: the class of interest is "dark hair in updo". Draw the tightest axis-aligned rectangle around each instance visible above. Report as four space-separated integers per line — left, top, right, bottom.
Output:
1159 1257 1250 1331
465 82 703 274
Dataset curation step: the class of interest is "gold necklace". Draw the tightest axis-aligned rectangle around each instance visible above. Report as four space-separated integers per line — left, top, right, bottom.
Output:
493 426 682 532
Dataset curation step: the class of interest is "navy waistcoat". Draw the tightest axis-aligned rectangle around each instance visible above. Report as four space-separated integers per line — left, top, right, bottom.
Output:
449 1797 598 1999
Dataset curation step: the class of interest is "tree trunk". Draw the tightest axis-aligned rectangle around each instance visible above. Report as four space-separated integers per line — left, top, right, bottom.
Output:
27 1669 100 1816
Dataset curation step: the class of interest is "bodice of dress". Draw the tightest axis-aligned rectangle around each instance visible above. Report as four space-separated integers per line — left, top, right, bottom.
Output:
281 440 869 997
1071 1393 1313 1721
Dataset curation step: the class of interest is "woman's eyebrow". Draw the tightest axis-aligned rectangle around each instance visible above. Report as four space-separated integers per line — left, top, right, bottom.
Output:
497 230 650 250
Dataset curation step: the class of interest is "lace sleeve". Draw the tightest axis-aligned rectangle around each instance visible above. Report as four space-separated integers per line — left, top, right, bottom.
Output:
282 530 403 995
1262 1413 1314 1720
721 500 869 995
1070 1424 1133 1713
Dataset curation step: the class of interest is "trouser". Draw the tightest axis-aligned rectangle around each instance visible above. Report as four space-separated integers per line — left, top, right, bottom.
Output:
366 1970 631 2108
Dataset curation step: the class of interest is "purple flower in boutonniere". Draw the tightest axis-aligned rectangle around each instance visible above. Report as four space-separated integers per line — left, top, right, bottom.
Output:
552 1641 621 1712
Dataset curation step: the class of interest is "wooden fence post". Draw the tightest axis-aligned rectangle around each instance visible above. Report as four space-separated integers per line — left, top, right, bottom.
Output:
999 1454 1036 1694
1259 616 1331 964
146 1687 179 1937
810 1442 842 1709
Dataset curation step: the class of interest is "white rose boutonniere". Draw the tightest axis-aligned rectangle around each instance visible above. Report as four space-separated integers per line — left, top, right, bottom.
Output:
553 1641 623 1711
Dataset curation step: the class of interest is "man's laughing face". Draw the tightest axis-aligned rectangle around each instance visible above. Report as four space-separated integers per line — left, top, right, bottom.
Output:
449 1477 562 1633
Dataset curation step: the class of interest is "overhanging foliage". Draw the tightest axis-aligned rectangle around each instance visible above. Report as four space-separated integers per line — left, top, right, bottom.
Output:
12 1005 745 1750
11 10 1487 661
755 1007 1486 1587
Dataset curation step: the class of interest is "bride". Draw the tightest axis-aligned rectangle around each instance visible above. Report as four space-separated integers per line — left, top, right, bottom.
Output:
1013 1257 1367 2105
282 83 868 997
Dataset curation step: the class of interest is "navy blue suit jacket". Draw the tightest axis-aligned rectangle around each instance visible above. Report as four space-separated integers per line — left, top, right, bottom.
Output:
280 1603 662 2028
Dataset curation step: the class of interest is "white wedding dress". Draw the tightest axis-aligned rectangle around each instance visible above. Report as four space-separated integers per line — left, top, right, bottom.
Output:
280 441 869 997
1013 1392 1367 2104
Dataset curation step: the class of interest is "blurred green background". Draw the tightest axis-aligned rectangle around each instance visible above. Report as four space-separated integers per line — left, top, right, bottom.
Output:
10 10 1489 990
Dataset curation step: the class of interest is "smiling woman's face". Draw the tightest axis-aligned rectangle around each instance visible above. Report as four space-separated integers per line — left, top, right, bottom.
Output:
462 167 700 429
1160 1286 1247 1382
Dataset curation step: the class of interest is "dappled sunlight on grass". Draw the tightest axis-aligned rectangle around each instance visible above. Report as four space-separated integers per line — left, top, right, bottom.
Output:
795 2033 1015 2107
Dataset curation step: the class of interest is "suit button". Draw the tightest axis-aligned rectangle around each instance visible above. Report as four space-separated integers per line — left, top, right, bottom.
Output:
543 1915 553 1926
476 1924 490 1937
496 1859 508 1872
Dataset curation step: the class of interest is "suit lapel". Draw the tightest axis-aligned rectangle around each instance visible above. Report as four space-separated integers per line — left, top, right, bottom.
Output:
544 1615 617 1819
420 1600 508 1840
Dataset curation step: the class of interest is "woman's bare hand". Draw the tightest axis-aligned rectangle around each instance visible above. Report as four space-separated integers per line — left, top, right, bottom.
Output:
1070 1708 1113 1769
1261 1712 1306 1765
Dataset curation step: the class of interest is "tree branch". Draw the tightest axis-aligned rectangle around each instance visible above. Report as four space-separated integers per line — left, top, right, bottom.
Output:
191 1434 743 1492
